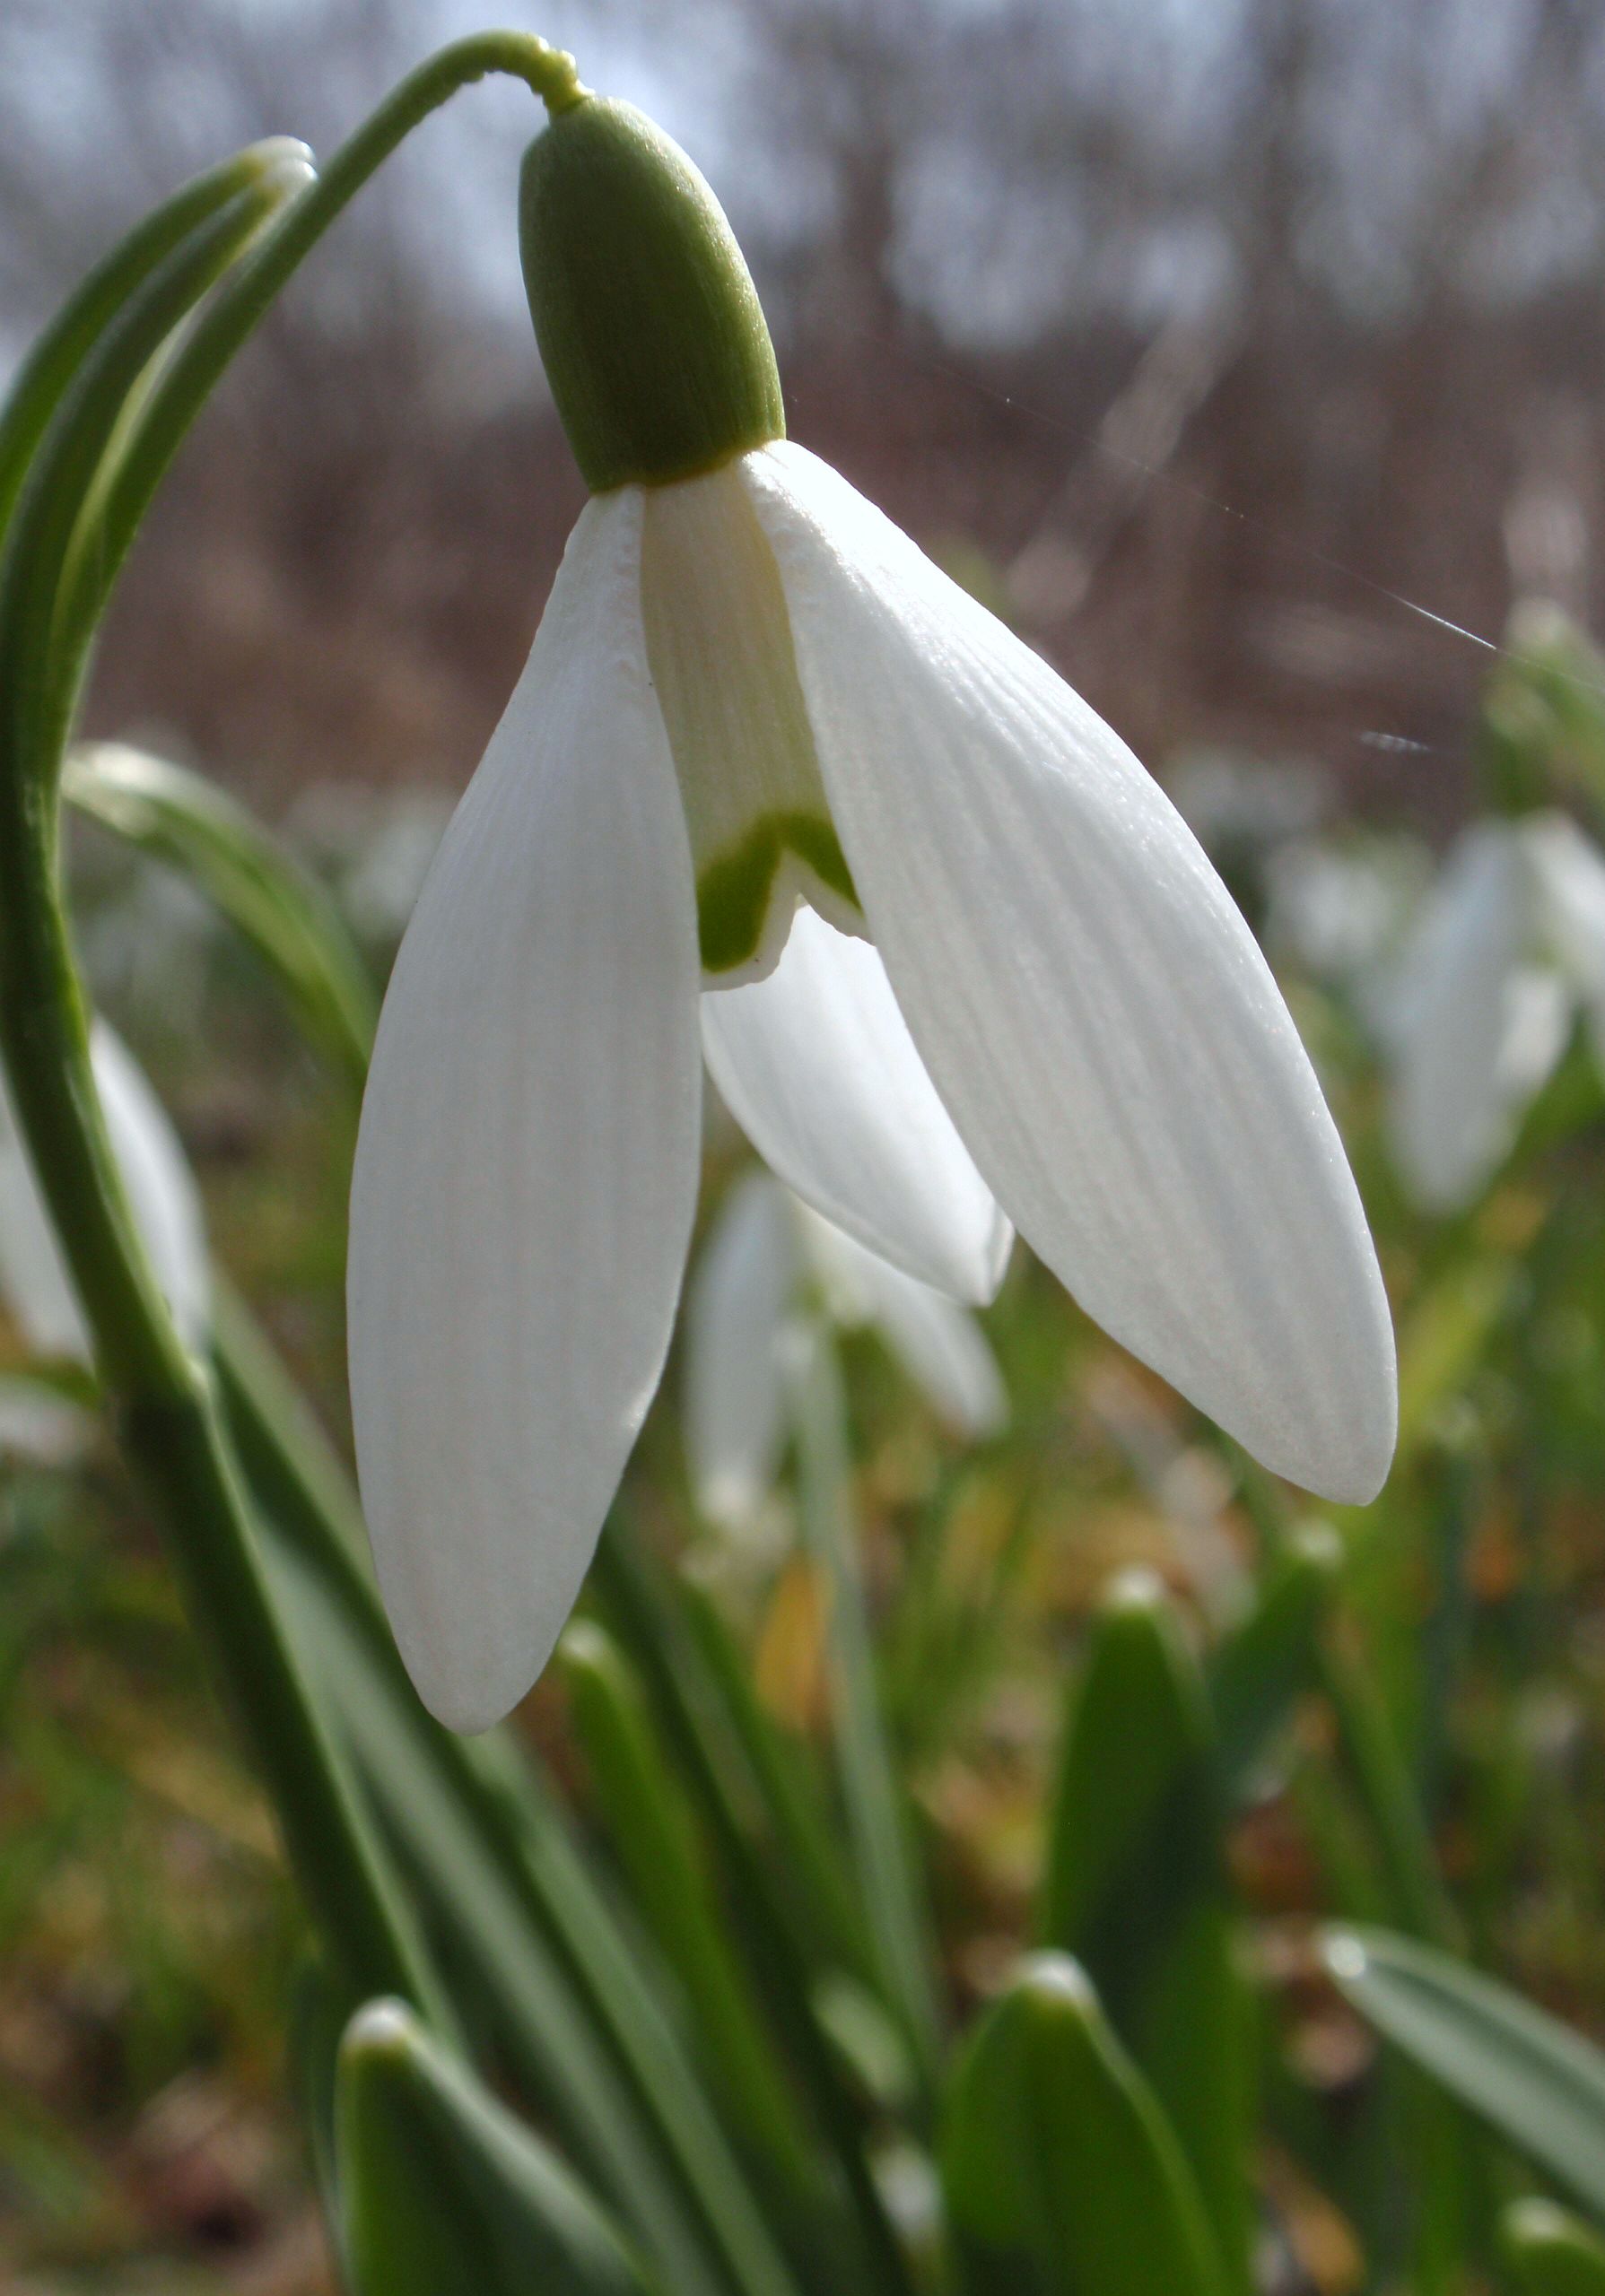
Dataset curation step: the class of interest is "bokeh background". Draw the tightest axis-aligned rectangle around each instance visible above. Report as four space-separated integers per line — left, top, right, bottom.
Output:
5 2 1605 2289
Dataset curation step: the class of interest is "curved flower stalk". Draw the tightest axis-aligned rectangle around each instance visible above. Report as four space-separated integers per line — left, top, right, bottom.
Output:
348 92 1397 1733
1383 812 1605 1211
0 1019 208 1362
685 1170 1007 1533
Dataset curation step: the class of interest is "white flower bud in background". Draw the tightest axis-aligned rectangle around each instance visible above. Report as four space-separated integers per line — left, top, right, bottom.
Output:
684 1170 1007 1538
1382 812 1605 1210
0 1023 208 1363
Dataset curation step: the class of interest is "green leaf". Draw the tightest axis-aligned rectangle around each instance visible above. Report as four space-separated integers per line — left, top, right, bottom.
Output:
593 1518 918 2296
676 1570 877 1996
286 1953 352 2222
0 144 298 548
789 1327 939 2084
1501 2199 1605 2293
558 1620 819 2198
1208 1523 1341 1797
0 176 283 799
337 1997 654 2294
1324 1927 1605 2217
1041 1570 1252 2288
268 1536 798 2296
214 1296 800 2296
65 742 376 1085
939 1953 1228 2296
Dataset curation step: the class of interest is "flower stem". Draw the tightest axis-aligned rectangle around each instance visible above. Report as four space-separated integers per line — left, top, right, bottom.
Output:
0 30 589 2017
48 34 586 735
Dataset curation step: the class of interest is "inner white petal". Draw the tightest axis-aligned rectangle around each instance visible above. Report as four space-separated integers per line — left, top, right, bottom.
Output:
1386 823 1564 1210
641 461 864 982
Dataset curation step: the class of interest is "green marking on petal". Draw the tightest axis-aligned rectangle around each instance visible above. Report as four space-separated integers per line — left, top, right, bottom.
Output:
696 812 859 976
781 813 858 909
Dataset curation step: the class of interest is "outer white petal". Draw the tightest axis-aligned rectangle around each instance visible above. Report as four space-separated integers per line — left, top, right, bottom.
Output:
702 906 1012 1303
1522 811 1605 1060
1386 825 1566 1211
684 1171 798 1528
743 442 1395 1504
0 1022 207 1361
798 1205 1007 1437
348 492 702 1734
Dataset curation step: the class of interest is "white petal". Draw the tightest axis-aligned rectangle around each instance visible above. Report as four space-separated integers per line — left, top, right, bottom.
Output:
0 1375 95 1465
92 1024 210 1351
348 493 702 1733
0 1022 207 1361
683 1171 798 1527
798 1205 1007 1437
702 906 1012 1304
1522 811 1605 1057
743 442 1395 1503
1386 825 1566 1211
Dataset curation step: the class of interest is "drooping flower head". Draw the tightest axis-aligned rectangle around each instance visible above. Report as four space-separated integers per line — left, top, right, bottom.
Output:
348 89 1397 1733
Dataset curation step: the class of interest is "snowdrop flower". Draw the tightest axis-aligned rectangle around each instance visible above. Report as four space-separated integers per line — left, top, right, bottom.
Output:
348 93 1396 1731
1385 811 1605 1211
0 1377 97 1468
686 1170 1006 1530
1266 833 1429 1013
0 1022 207 1361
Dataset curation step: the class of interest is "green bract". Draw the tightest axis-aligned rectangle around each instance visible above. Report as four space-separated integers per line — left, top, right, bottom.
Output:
520 98 785 492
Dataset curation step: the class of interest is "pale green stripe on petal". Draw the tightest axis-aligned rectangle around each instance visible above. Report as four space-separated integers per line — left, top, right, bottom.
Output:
641 459 863 981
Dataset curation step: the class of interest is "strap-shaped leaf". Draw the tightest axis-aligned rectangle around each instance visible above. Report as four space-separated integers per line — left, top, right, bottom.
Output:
338 1997 654 2294
789 1326 940 2083
1041 1570 1252 2287
1208 1523 1341 1797
1502 2199 1605 2293
0 148 301 547
559 1620 820 2200
940 1953 1228 2296
675 1569 880 1996
1325 1927 1605 2217
593 1518 919 2296
215 1292 801 2296
66 742 376 1085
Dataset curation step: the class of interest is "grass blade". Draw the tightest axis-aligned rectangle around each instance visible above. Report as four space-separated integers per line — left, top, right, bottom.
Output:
66 742 376 1085
1325 1926 1605 2218
789 1326 941 2087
